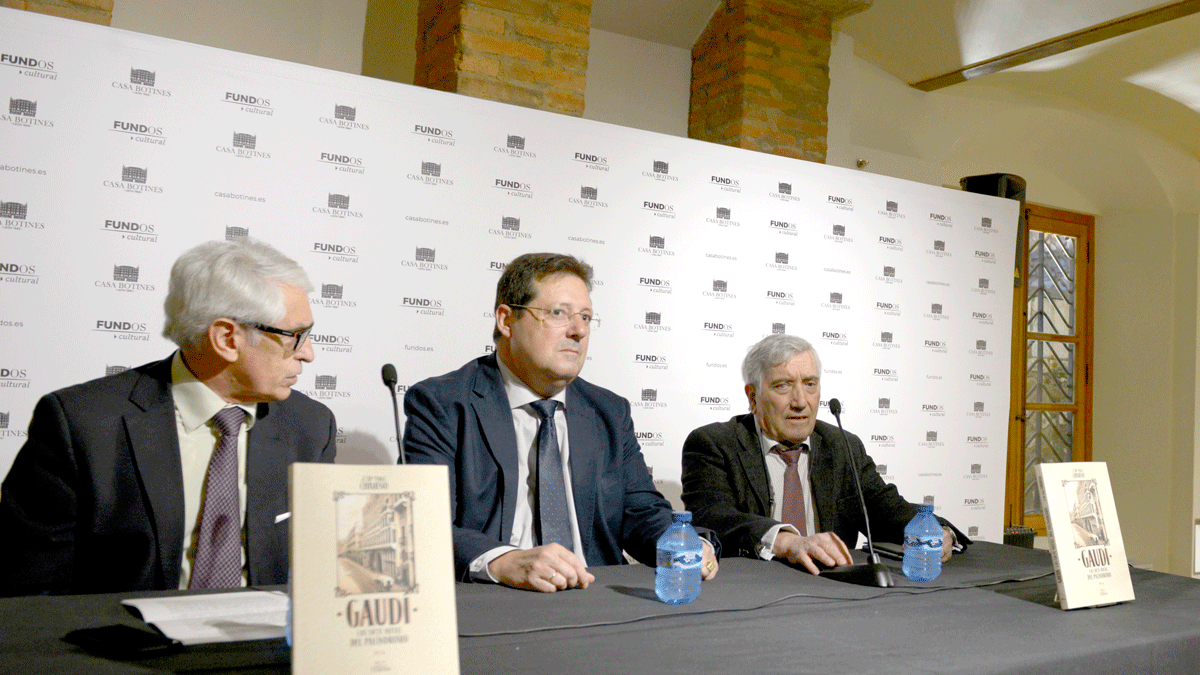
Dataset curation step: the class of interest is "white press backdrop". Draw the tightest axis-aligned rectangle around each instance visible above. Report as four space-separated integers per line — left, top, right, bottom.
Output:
0 9 1018 543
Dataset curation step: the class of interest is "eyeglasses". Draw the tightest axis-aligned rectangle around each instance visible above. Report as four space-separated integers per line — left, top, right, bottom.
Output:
240 322 313 351
508 305 600 329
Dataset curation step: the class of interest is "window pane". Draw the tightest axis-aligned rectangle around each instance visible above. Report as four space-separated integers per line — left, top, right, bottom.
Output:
1026 339 1075 404
1027 232 1077 336
1024 410 1075 516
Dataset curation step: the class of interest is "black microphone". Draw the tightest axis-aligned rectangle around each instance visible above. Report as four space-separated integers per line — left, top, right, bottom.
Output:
819 397 893 588
381 364 405 464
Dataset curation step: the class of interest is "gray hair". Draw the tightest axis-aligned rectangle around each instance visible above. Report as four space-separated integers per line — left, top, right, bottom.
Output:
163 239 313 353
741 334 822 389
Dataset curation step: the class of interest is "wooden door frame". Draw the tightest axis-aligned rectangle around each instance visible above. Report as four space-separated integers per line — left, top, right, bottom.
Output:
1006 203 1095 533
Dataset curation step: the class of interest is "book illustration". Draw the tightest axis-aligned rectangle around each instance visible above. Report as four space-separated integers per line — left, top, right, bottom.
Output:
292 464 457 673
335 492 417 596
1037 462 1133 610
1062 479 1109 548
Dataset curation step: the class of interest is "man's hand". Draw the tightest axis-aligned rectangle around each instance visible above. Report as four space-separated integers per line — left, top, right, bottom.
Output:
773 531 853 575
941 527 954 563
488 543 595 592
700 539 719 580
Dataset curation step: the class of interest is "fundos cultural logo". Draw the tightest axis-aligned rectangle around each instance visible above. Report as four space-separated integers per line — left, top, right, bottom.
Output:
92 319 149 342
319 151 364 174
413 124 455 146
572 151 609 171
633 354 668 370
0 261 40 285
312 242 358 263
223 91 273 115
2 53 57 80
401 295 445 316
642 200 675 218
709 174 740 192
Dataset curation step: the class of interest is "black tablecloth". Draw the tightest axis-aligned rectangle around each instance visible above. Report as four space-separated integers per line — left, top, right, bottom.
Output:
4 542 1200 674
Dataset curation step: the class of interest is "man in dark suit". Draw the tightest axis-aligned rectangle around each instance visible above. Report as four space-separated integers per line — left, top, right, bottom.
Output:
404 252 717 592
0 239 336 596
682 334 962 575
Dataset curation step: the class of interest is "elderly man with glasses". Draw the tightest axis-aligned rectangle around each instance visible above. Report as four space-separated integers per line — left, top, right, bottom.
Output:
403 252 718 592
0 239 336 596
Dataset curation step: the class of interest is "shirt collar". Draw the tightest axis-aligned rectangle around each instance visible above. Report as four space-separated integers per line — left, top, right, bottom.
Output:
753 416 808 457
496 355 568 411
171 351 258 433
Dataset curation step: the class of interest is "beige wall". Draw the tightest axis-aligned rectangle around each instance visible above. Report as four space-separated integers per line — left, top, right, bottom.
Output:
102 2 1200 575
584 30 691 137
584 27 1200 574
361 0 417 85
111 0 368 75
826 33 1200 575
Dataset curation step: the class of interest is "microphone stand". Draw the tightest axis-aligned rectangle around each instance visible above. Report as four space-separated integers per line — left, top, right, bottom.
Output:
820 398 892 588
381 364 405 464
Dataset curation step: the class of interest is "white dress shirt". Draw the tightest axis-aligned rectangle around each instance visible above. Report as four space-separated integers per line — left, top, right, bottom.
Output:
754 418 817 560
170 352 256 589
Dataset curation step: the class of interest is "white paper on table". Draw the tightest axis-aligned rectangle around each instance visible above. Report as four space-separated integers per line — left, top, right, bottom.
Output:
121 590 287 646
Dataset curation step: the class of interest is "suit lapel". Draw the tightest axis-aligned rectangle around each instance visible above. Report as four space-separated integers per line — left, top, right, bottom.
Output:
564 383 597 556
471 356 520 541
807 427 839 533
246 401 285 583
124 358 184 586
733 414 772 516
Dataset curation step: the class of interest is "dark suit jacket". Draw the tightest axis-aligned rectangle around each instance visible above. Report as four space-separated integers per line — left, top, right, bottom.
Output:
682 414 947 559
403 354 674 581
0 356 337 596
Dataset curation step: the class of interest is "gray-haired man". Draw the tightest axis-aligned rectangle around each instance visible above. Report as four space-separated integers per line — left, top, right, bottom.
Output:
682 334 963 575
0 238 336 596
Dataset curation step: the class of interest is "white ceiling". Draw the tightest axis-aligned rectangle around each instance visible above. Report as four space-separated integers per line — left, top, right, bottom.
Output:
589 0 1200 159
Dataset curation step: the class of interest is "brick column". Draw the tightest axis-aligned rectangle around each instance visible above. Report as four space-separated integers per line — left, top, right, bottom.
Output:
1 0 112 25
690 0 868 163
415 0 591 116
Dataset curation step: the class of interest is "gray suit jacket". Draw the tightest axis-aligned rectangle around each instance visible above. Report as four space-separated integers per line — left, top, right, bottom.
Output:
402 354 675 581
682 414 938 558
0 356 337 596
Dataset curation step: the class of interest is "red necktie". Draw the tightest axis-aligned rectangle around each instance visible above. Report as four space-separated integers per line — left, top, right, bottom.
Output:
772 443 809 535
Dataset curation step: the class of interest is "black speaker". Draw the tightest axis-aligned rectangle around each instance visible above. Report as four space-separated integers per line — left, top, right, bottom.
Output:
960 173 1026 203
960 173 1027 288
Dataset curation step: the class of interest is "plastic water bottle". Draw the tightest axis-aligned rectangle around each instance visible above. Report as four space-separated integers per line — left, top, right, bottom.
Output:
655 510 703 604
285 567 292 646
902 503 943 582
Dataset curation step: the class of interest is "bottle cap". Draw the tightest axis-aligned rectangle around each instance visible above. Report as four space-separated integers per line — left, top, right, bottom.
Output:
672 510 692 523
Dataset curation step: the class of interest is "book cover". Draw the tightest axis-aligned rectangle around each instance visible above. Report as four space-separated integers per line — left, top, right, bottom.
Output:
290 464 459 674
1035 461 1134 610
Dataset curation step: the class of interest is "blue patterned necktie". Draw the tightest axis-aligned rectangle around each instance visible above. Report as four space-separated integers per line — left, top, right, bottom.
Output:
191 406 246 588
529 399 573 551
